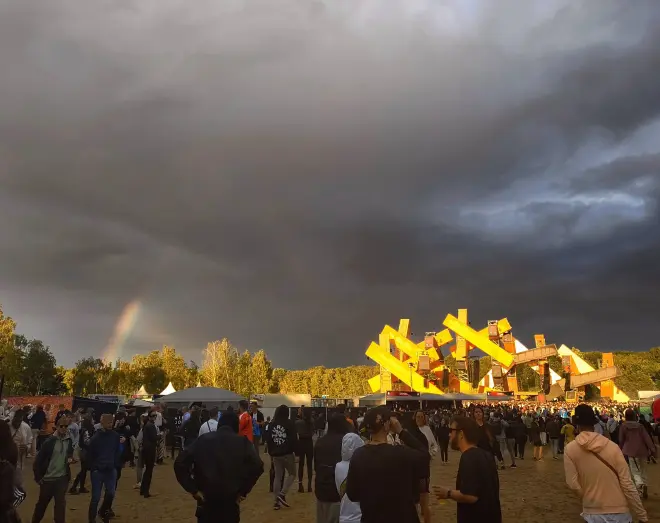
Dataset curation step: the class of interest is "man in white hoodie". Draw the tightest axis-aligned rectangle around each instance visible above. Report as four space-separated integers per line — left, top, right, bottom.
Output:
564 404 647 523
335 433 364 523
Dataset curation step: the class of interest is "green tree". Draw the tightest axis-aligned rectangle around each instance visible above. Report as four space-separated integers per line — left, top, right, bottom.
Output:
22 339 59 395
0 307 22 394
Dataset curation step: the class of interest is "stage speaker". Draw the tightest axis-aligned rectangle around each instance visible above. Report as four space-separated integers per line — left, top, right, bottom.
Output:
502 331 513 343
418 355 430 371
542 363 551 394
442 368 450 388
487 321 499 339
564 372 571 391
491 364 503 378
562 356 571 374
424 332 436 349
471 359 480 388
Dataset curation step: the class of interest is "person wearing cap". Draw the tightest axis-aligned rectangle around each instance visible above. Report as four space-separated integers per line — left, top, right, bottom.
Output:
564 404 648 523
174 411 263 523
345 407 428 523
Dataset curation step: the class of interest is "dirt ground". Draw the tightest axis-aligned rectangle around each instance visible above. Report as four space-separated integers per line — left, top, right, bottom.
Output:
17 445 660 523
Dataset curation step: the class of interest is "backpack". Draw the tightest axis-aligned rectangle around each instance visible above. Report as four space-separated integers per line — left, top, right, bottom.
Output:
0 459 26 509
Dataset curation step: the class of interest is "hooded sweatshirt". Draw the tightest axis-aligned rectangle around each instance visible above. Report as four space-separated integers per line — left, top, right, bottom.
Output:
335 434 364 523
564 431 647 521
619 421 655 459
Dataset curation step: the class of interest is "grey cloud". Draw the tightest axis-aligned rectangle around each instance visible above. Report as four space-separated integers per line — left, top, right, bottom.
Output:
1 0 660 368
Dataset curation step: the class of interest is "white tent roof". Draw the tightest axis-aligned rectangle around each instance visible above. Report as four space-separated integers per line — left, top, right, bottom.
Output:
157 387 244 403
132 399 154 407
135 385 149 396
159 382 176 396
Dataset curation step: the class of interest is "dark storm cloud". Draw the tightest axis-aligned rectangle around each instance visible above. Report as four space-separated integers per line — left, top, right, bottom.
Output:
1 0 660 368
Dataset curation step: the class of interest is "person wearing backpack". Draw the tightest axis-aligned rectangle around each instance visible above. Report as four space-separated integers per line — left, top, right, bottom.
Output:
564 404 647 523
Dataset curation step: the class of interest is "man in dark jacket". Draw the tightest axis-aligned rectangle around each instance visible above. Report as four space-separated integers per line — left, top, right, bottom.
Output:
32 415 74 523
140 412 159 498
87 414 122 523
174 411 263 523
314 413 350 523
265 405 297 510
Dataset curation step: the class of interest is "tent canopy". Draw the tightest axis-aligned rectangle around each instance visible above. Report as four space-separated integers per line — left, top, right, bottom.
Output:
159 382 176 396
132 399 154 407
135 385 149 396
155 387 245 405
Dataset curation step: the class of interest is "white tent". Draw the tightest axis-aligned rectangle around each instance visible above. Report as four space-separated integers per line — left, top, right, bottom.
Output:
196 380 202 387
135 385 149 397
156 387 244 407
159 382 176 396
132 399 154 407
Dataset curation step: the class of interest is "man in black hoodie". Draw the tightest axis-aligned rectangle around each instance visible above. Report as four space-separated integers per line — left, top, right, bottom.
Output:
140 412 159 498
87 414 122 523
265 405 297 511
313 413 350 523
174 411 263 523
346 407 428 523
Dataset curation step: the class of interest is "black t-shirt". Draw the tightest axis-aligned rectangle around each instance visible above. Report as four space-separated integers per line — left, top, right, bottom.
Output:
346 430 428 523
456 447 501 523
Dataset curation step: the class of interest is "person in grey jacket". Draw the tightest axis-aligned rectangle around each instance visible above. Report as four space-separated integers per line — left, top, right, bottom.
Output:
619 409 656 499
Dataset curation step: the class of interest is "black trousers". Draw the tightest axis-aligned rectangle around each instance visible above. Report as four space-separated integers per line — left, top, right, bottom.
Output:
72 461 89 490
196 500 240 523
140 450 156 496
297 438 313 486
516 437 526 458
31 477 68 523
438 439 449 462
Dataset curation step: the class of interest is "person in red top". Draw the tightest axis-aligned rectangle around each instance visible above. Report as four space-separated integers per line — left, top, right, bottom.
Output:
238 401 254 442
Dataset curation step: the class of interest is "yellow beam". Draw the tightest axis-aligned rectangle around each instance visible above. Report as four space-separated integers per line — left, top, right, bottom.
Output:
455 309 468 360
398 319 410 338
366 342 443 394
368 375 381 393
443 314 515 368
381 325 440 361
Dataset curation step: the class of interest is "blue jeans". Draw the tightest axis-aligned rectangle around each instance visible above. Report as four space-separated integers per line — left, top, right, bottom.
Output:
89 469 117 522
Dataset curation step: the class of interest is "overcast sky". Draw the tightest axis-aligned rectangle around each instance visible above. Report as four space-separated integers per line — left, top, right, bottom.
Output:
1 0 659 369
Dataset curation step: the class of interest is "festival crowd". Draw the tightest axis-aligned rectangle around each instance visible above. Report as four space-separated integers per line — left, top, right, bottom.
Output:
0 398 657 523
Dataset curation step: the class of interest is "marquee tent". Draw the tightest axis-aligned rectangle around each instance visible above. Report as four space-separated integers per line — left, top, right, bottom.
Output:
159 382 176 396
154 387 245 408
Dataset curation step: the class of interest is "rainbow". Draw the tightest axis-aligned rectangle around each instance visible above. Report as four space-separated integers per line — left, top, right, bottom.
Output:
101 299 142 363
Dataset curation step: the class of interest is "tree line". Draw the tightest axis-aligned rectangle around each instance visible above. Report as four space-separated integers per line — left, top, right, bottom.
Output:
1 305 659 399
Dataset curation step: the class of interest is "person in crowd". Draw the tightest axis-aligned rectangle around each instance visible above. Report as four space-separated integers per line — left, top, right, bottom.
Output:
345 407 428 523
112 413 131 489
637 414 657 464
511 415 527 460
546 415 562 460
335 405 356 433
314 413 350 523
433 415 502 523
564 404 648 523
413 410 437 523
265 405 298 510
529 416 543 461
140 412 159 498
237 401 254 443
69 413 95 494
473 407 504 469
87 414 122 523
31 414 74 523
335 433 364 523
295 407 314 493
174 411 263 523
53 406 68 428
436 417 451 465
250 403 264 454
198 407 219 437
607 414 620 445
619 408 656 500
9 411 32 470
29 406 46 458
1 419 25 523
183 408 201 450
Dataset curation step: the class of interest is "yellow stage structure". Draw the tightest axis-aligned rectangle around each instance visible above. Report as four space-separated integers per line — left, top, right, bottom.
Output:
365 309 626 401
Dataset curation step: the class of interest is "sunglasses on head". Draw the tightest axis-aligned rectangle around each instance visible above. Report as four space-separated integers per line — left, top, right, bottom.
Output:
58 424 69 428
